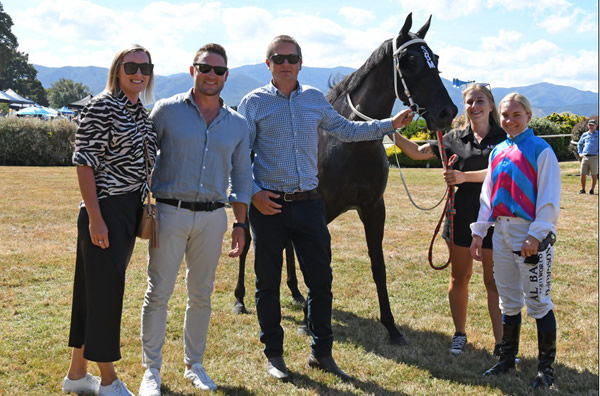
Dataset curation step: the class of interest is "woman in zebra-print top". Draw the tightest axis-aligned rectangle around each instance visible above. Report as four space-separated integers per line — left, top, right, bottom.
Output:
73 88 157 201
63 44 158 396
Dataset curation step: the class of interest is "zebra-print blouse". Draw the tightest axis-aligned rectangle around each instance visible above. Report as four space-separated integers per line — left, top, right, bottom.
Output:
72 90 158 202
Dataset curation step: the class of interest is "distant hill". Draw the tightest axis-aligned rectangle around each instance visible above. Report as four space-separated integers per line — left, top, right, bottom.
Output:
34 64 598 116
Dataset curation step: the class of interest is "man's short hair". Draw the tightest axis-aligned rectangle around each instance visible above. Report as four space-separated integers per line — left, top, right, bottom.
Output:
266 35 302 60
193 43 227 65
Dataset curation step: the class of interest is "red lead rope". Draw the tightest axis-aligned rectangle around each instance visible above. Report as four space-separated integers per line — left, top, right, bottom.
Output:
428 131 458 270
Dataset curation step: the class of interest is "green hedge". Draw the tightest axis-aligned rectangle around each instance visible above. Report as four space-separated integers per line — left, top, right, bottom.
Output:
0 117 77 165
387 145 443 168
529 117 573 161
386 131 443 168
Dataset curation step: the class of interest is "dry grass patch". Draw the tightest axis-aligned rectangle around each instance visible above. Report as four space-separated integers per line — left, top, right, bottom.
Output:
0 162 597 395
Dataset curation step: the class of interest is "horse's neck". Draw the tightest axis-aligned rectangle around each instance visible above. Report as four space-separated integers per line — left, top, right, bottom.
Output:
346 61 396 120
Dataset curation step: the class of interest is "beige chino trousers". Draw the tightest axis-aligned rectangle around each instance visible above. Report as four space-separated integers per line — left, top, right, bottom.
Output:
141 202 227 368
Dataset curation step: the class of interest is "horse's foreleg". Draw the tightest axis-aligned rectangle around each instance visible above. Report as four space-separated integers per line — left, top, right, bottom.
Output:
359 200 408 345
284 241 305 305
233 225 252 314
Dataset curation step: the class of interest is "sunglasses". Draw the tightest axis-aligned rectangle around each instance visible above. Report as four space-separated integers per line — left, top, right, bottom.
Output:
122 62 153 76
464 82 492 91
193 63 228 76
270 54 301 65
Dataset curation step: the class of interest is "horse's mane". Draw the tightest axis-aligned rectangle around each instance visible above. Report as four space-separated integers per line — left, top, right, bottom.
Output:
326 38 392 103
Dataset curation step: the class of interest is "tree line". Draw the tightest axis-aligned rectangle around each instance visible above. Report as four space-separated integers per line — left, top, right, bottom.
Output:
0 3 91 110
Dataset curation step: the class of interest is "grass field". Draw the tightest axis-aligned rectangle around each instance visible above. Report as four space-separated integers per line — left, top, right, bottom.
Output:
0 162 597 395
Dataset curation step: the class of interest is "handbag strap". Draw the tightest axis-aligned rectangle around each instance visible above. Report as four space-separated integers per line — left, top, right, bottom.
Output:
142 139 152 203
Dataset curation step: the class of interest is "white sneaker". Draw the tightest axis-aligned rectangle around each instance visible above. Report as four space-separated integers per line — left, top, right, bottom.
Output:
449 333 467 355
138 368 161 396
98 379 134 396
62 373 100 394
183 363 217 391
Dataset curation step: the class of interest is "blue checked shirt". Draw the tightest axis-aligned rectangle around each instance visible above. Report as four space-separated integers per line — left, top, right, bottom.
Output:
578 130 598 156
238 82 395 194
150 89 252 204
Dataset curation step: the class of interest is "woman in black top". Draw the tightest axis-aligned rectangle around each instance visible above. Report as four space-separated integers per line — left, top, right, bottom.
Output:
393 84 505 356
62 44 158 396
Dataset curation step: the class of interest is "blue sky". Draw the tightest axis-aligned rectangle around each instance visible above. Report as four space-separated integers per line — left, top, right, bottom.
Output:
3 0 598 91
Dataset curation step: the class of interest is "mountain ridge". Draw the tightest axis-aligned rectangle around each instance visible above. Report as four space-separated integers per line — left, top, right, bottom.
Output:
34 64 598 117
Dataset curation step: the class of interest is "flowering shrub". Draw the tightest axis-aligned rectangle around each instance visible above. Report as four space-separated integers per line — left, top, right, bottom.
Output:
386 130 442 168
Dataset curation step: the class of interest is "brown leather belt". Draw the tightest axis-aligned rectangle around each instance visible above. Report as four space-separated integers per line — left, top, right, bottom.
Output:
269 189 320 202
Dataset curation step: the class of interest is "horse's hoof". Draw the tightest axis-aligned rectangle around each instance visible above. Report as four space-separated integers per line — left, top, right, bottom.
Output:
297 324 309 336
233 301 248 315
290 296 306 310
291 293 306 306
389 333 409 346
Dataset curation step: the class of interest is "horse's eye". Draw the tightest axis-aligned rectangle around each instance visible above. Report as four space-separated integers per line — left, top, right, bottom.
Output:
399 55 417 71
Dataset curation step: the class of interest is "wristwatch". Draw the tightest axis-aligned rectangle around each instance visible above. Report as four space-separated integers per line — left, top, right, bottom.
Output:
233 222 249 231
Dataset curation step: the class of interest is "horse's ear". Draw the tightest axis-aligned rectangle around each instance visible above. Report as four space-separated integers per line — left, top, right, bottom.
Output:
415 15 432 38
399 12 413 38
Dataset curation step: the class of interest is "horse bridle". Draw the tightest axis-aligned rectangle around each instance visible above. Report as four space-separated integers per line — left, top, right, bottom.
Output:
346 34 448 214
346 34 430 122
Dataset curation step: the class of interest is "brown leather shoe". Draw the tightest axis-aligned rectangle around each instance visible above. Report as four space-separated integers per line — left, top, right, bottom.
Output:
267 356 289 380
308 354 351 381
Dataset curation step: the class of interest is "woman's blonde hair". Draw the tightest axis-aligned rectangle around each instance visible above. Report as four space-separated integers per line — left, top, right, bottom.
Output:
499 92 532 115
463 83 500 127
105 44 155 104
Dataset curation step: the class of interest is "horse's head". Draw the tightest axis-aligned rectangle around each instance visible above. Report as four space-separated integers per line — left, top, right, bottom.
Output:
391 13 457 130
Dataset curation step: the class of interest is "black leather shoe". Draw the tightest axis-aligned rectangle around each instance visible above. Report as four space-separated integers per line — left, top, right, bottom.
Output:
267 356 289 380
483 360 515 376
308 354 351 381
530 367 554 388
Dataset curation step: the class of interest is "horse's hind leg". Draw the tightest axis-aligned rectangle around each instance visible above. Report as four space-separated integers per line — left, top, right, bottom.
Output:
359 199 408 345
233 224 252 314
285 241 305 305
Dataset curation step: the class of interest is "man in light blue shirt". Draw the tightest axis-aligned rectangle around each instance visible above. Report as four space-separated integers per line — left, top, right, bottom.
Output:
238 34 413 381
577 119 598 194
139 44 251 395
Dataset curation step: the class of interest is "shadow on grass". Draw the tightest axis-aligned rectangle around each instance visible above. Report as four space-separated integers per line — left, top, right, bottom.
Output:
331 308 599 394
161 371 406 395
161 384 257 395
285 370 409 396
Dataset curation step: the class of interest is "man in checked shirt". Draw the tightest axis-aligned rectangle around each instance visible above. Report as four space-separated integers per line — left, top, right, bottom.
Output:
238 35 413 381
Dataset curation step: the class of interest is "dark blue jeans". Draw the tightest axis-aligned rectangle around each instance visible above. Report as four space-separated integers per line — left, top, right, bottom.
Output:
250 198 333 358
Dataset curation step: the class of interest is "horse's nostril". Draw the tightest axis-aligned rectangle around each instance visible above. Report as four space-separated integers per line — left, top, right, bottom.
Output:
439 105 458 122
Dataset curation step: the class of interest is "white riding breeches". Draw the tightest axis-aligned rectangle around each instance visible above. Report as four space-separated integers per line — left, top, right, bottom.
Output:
491 216 554 319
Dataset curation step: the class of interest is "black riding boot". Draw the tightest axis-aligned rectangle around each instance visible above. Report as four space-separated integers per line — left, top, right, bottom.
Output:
483 322 520 376
530 329 556 388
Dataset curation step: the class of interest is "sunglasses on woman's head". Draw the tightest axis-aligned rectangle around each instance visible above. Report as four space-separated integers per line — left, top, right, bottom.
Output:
465 82 492 92
193 63 228 76
122 62 153 76
270 54 301 65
